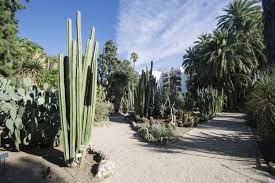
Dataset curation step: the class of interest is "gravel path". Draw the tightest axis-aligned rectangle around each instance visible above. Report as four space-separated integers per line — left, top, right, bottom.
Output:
92 113 273 183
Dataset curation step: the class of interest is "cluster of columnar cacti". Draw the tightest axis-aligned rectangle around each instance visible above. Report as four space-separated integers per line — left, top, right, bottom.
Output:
196 86 224 115
127 83 135 111
58 11 99 166
0 78 60 150
134 61 157 118
121 83 135 113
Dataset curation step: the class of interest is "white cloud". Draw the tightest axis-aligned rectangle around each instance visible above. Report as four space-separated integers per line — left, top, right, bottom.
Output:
117 0 230 71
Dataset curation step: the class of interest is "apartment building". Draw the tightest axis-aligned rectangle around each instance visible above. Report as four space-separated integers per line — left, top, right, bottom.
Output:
157 67 187 93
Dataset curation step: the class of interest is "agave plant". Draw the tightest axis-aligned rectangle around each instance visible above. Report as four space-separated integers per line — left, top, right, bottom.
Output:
247 70 275 135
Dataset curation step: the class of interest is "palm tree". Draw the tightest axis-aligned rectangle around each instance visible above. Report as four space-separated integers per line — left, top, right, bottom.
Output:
217 0 261 32
130 52 139 69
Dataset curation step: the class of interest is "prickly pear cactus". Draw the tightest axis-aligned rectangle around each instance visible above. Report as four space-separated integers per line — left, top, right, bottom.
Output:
0 77 60 150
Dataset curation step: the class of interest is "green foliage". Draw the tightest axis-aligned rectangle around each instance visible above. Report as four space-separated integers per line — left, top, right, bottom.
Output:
120 82 135 113
37 69 58 88
196 87 225 116
94 100 112 123
18 38 46 63
58 11 99 166
137 123 172 144
108 71 130 112
172 92 194 111
150 123 172 139
95 85 112 123
130 52 138 69
135 61 157 118
0 0 30 65
246 69 275 135
98 40 138 113
97 40 119 87
0 77 60 150
108 60 137 113
183 0 265 109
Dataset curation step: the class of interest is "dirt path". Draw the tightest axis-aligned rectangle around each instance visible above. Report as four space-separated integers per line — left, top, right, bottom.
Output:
92 113 274 183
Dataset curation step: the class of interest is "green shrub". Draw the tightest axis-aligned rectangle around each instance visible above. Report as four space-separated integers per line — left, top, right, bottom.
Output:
151 123 172 138
37 69 58 88
94 85 112 123
137 122 173 144
94 100 112 123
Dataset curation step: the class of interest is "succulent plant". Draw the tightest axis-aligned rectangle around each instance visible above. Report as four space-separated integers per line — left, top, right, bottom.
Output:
135 61 157 118
182 113 189 124
196 86 224 116
0 77 60 150
177 110 184 121
58 11 99 166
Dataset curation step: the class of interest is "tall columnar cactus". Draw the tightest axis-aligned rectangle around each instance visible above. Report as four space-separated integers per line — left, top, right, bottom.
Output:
196 86 224 116
121 83 135 113
135 61 157 118
58 11 99 166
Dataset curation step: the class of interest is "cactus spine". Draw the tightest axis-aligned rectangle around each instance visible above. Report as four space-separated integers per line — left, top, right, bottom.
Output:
58 11 99 166
135 61 156 118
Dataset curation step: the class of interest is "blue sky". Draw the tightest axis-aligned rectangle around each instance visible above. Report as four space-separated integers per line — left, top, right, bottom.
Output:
17 0 231 71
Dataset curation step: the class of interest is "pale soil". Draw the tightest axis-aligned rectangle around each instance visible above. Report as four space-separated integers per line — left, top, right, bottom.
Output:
92 113 274 183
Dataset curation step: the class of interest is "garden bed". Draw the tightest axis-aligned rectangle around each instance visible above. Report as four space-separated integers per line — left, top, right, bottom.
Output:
0 147 114 183
130 118 193 145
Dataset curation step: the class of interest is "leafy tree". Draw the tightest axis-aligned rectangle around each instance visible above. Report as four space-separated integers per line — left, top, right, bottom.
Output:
0 0 31 77
97 40 119 87
107 60 138 112
98 40 138 112
0 0 30 65
108 71 129 112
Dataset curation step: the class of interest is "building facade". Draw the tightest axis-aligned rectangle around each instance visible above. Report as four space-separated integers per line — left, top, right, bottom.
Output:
263 0 275 64
157 67 187 93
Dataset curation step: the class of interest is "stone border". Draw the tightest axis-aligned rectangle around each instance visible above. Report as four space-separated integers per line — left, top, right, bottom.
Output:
89 148 115 181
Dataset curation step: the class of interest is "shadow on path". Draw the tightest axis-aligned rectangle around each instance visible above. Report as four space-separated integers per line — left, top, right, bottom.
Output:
134 116 258 161
0 157 66 183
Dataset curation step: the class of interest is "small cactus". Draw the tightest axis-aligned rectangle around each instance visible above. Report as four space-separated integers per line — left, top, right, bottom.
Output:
182 114 189 124
178 110 183 121
149 116 155 125
187 117 194 127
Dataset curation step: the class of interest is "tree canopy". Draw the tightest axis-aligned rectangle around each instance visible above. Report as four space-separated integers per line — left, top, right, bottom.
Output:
182 0 265 109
